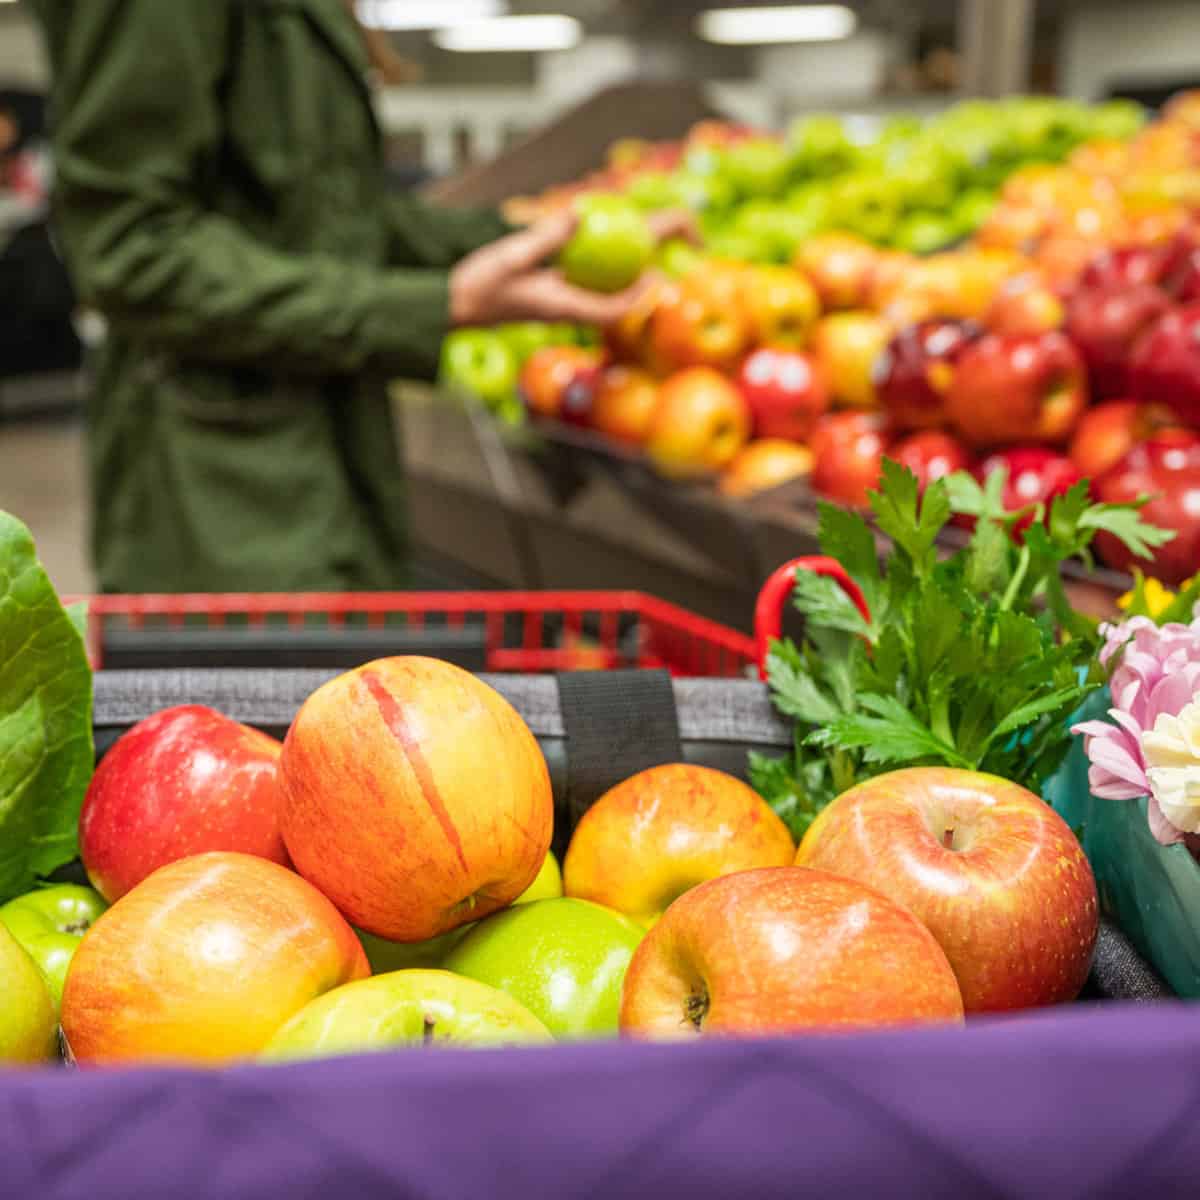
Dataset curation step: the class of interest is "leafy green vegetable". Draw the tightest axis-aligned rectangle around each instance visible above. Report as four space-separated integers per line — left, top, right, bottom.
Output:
0 511 93 903
752 462 1169 831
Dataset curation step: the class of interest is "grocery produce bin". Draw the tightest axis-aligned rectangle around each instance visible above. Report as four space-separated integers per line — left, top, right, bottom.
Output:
3 666 1190 1200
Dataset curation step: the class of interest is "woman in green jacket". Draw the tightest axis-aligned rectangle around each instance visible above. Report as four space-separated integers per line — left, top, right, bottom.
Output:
31 0 669 592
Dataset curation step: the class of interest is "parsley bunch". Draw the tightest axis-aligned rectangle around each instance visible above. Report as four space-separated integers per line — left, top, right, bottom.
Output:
752 460 1175 839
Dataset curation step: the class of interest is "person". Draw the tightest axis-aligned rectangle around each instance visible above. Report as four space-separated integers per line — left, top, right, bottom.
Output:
30 0 683 592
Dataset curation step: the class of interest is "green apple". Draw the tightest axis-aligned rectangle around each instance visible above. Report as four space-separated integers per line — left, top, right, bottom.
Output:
953 188 998 235
626 171 681 212
672 172 737 215
718 138 792 200
560 196 654 294
444 898 644 1039
260 969 552 1061
497 323 559 366
439 329 520 407
0 923 57 1064
788 114 856 177
0 884 107 1009
655 238 705 279
828 173 902 245
1090 98 1145 142
893 211 961 256
516 852 562 905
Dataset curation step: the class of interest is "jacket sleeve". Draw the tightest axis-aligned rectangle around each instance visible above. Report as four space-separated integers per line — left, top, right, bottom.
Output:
387 192 514 269
42 0 450 379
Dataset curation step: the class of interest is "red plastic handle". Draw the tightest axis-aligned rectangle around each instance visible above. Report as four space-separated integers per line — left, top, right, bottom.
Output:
754 557 872 680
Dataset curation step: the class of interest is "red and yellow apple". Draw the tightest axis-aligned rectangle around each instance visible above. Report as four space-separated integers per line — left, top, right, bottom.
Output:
563 764 794 927
740 265 821 349
80 705 288 904
619 866 964 1038
812 312 892 410
279 656 553 942
796 767 1099 1013
645 368 750 479
589 365 660 444
810 410 890 507
651 269 752 372
718 439 814 498
1068 399 1174 479
794 233 878 311
61 852 369 1064
519 346 604 420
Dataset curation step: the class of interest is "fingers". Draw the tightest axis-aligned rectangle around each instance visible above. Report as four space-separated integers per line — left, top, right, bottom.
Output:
488 210 579 278
647 208 702 246
505 272 657 327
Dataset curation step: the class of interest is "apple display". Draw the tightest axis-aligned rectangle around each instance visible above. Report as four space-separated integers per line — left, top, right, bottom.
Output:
645 368 750 479
79 705 288 903
279 657 553 942
261 970 553 1061
736 347 829 442
651 270 753 372
562 764 794 927
796 767 1098 1013
619 867 964 1038
0 922 57 1064
444 898 645 1038
61 852 369 1064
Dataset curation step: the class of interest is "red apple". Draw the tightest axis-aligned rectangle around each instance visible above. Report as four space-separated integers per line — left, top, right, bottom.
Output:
646 367 751 479
736 347 829 442
279 657 554 942
947 331 1088 447
810 411 889 507
651 269 753 373
61 852 369 1064
1068 399 1175 479
1079 244 1171 292
740 265 821 349
589 365 660 444
796 767 1098 1014
79 706 288 904
794 233 878 311
812 312 892 410
519 346 604 420
984 274 1065 336
973 447 1084 537
890 431 972 494
1129 302 1200 429
1066 284 1173 400
619 866 964 1037
875 319 981 431
718 440 814 498
1094 430 1200 583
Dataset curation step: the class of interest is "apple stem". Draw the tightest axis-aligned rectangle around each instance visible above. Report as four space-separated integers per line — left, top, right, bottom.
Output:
685 987 710 1030
423 1017 436 1046
943 827 958 850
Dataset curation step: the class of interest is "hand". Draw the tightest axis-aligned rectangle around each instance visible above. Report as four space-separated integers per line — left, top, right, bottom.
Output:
449 208 698 329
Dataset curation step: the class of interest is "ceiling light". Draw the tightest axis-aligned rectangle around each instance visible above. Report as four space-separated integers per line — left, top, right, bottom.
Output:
357 1 505 32
697 5 858 46
434 15 582 53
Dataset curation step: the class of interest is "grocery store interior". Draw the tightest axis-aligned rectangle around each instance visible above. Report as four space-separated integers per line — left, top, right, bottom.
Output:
1 0 1199 614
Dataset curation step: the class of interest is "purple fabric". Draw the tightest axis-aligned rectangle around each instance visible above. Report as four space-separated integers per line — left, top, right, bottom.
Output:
4 1003 1200 1200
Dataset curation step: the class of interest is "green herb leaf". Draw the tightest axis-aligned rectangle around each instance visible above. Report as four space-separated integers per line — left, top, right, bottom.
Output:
980 684 1095 752
817 502 882 615
808 694 971 770
964 517 1011 597
1078 501 1178 560
792 572 875 640
1159 573 1200 625
765 640 844 725
0 511 94 903
869 460 950 572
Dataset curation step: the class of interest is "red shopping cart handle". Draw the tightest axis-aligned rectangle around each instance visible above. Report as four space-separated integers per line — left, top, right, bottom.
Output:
754 557 872 681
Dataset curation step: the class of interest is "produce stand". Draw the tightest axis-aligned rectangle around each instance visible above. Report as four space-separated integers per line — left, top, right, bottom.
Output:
3 666 1187 1200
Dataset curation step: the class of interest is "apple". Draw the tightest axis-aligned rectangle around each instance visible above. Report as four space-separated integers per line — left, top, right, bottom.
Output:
0 884 107 1007
79 705 288 904
740 265 821 349
519 346 604 421
893 211 960 256
61 852 369 1064
590 365 660 445
1129 303 1200 429
1066 284 1173 400
866 249 916 312
736 347 828 442
794 233 878 311
444 898 644 1038
562 764 794 927
973 447 1084 538
439 329 520 407
608 277 677 372
619 867 964 1038
1069 399 1175 479
279 657 553 943
875 319 980 431
985 275 1066 336
559 195 654 294
260 970 553 1061
947 331 1088 447
796 767 1099 1013
718 138 792 200
810 411 890 508
1094 431 1200 583
718 439 814 499
0 922 57 1064
889 431 972 494
811 312 891 410
651 269 753 372
645 368 750 479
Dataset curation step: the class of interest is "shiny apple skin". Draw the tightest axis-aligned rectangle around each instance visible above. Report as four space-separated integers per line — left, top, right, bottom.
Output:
646 368 750 479
563 764 795 927
1066 284 1173 400
61 852 369 1064
810 411 890 507
740 265 821 349
80 705 288 904
794 233 878 311
590 366 660 445
811 312 892 410
280 657 554 943
797 767 1099 1014
889 431 972 493
651 270 752 373
1129 302 1200 429
875 319 980 431
1068 399 1174 479
619 866 964 1038
718 439 814 498
520 347 604 420
736 347 829 442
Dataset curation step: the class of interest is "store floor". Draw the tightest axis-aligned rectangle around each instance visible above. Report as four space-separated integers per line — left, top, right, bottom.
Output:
0 414 92 594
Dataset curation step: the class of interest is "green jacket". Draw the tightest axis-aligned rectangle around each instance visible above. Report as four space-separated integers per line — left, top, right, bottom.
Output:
31 0 509 592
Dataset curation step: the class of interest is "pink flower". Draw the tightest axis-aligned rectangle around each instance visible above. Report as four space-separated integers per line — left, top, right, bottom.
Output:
1073 612 1200 845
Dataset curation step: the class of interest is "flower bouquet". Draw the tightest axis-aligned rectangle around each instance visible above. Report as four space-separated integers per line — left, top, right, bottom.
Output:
1044 574 1200 997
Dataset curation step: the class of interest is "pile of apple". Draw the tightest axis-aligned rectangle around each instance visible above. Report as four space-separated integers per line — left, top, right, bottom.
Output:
497 90 1200 584
2 656 1099 1067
